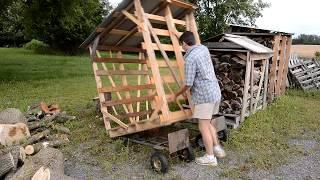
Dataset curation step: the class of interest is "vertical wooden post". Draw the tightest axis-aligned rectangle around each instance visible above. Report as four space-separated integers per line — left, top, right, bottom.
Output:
250 57 254 114
241 52 251 122
275 36 287 96
280 36 292 94
187 11 201 45
253 59 267 113
263 58 269 109
268 35 281 103
89 35 111 130
134 0 170 121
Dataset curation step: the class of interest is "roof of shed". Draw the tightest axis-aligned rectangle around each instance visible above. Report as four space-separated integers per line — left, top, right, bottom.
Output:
204 34 273 54
80 0 196 48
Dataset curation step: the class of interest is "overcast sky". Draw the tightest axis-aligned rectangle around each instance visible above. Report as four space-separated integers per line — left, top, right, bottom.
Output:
109 0 320 36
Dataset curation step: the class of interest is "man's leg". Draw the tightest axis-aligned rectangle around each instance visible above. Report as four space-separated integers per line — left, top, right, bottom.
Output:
208 122 219 146
198 119 214 155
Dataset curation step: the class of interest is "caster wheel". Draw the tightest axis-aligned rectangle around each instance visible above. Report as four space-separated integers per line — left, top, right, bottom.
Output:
195 134 205 148
218 129 228 142
150 151 168 173
178 146 195 162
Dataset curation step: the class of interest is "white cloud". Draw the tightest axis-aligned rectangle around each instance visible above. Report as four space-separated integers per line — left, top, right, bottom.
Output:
256 0 320 36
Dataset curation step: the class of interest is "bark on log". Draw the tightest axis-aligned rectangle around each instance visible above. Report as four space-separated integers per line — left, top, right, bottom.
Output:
11 147 64 180
23 129 50 146
25 139 69 156
0 152 14 177
0 108 27 125
51 125 70 135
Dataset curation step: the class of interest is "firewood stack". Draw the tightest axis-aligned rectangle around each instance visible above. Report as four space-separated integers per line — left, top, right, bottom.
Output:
0 104 76 179
212 54 264 115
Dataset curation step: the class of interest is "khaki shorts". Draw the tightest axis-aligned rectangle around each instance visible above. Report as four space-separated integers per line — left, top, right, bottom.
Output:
193 102 220 120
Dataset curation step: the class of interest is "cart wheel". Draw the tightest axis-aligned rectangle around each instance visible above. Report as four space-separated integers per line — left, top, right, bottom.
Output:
195 134 205 148
218 129 228 142
178 146 195 162
150 151 168 173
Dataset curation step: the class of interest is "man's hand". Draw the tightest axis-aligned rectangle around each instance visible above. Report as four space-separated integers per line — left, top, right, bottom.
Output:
168 94 177 102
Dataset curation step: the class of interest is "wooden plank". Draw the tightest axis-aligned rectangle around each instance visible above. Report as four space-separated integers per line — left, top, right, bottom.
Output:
240 52 251 122
97 45 145 53
253 59 267 113
250 53 273 61
141 42 180 51
153 28 170 36
280 37 292 95
115 109 153 120
268 35 281 103
96 70 150 76
94 57 147 64
250 57 254 114
98 84 154 93
144 13 186 26
134 0 170 120
89 36 111 130
103 95 155 107
121 10 144 30
154 60 179 68
166 0 197 9
263 59 269 109
101 107 129 129
187 12 201 44
116 28 139 46
110 29 142 37
275 36 287 96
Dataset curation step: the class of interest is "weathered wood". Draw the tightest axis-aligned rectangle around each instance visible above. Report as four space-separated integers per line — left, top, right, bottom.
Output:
94 57 147 64
280 37 292 94
25 139 69 156
253 59 267 113
24 129 50 146
0 152 14 177
240 52 251 122
268 35 281 102
275 36 287 96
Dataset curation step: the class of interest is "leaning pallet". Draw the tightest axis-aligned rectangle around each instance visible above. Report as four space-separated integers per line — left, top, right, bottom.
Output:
81 0 199 138
204 34 273 123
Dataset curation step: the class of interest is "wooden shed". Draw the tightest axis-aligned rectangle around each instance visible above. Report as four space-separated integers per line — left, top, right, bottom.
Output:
80 0 199 138
204 34 273 124
224 24 293 102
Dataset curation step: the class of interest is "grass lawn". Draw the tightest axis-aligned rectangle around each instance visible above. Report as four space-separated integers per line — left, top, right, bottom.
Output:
1 48 319 178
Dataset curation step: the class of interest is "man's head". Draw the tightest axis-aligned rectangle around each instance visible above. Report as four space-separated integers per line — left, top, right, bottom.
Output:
179 31 195 51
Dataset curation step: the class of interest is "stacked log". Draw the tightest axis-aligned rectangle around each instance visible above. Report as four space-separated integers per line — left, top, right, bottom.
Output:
0 107 75 179
212 54 264 115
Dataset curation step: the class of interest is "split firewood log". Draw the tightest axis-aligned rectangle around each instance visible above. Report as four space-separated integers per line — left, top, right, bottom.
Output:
0 152 14 177
221 100 231 109
25 139 69 156
45 134 69 142
0 123 31 146
11 147 65 180
230 100 242 110
23 129 51 146
0 146 26 171
230 56 246 66
236 88 244 97
220 54 231 62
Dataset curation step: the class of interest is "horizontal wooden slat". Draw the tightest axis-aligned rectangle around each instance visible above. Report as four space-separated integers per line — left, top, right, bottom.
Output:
156 60 178 68
96 70 150 76
103 95 155 107
97 45 145 53
169 0 198 9
94 57 147 64
145 13 186 26
153 28 170 36
99 84 154 93
162 75 182 83
115 109 154 119
142 43 183 52
110 29 142 37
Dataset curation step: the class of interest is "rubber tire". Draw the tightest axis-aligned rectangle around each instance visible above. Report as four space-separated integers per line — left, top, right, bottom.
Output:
217 129 228 142
150 151 168 174
178 146 195 162
195 134 205 149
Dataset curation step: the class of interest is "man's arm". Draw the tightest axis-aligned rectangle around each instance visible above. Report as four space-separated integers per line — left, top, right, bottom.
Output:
174 85 190 100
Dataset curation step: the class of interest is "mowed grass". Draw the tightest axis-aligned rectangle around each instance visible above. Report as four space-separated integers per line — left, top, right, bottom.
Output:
1 48 320 177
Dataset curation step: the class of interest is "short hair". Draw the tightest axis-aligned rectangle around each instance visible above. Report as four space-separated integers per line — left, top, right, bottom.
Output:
179 31 195 46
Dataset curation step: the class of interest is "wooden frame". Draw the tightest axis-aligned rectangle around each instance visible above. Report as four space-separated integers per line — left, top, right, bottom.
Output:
85 0 198 138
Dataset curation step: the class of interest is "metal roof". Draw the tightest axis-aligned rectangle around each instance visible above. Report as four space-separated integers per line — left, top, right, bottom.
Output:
227 24 294 36
80 0 196 48
205 34 273 54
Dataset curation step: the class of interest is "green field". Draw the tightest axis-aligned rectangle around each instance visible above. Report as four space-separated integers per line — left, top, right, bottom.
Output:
1 48 319 178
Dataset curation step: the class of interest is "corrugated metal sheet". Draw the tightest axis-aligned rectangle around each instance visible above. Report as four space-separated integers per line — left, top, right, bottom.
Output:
223 34 273 54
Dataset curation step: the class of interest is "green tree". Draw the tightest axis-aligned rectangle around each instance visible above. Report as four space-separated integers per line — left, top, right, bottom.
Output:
188 0 270 40
22 0 112 54
293 34 320 45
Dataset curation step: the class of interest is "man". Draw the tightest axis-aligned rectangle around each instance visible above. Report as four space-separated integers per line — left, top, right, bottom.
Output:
172 31 226 166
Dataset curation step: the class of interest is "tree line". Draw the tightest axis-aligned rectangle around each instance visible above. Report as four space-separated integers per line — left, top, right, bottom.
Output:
0 0 269 54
